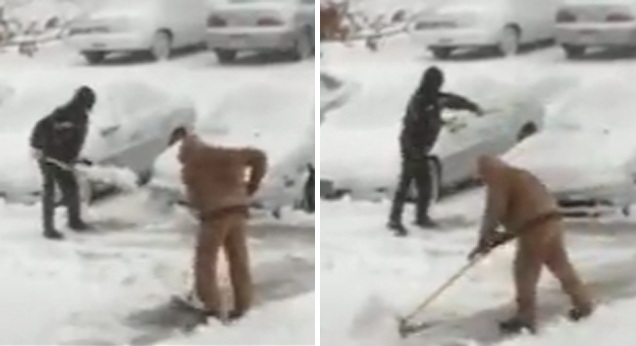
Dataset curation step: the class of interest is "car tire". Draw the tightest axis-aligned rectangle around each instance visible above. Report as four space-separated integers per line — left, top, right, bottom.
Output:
82 51 106 64
563 44 585 59
406 158 441 204
430 47 452 59
151 31 172 61
497 25 520 57
290 28 313 61
517 123 538 142
216 49 237 64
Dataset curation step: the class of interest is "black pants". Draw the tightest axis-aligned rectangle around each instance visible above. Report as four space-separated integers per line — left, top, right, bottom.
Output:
39 161 82 232
389 157 432 224
304 166 315 213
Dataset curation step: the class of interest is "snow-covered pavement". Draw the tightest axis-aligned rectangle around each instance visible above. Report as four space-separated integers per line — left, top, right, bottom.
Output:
0 40 315 345
321 35 636 346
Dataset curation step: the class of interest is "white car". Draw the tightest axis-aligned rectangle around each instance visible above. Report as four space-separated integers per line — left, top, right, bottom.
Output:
320 70 360 121
206 0 315 63
502 79 636 217
556 0 636 59
0 80 195 204
320 74 545 202
149 81 315 216
409 0 559 59
64 0 207 64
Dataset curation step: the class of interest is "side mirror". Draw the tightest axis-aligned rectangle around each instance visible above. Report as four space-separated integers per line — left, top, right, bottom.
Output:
100 124 120 137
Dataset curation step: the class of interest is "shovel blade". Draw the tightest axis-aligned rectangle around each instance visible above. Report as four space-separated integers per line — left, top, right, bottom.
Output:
397 316 438 338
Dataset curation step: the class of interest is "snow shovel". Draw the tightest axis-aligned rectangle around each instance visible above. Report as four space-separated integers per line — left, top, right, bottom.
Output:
39 155 139 201
397 252 488 338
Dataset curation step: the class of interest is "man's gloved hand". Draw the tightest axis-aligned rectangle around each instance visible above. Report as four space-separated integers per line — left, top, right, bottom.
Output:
467 231 515 261
75 158 93 166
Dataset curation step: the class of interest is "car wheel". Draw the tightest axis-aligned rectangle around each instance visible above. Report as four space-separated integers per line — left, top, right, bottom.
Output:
290 28 313 61
563 44 585 59
497 25 520 57
216 49 237 64
151 31 172 61
407 158 441 204
517 123 538 142
82 51 105 64
430 47 453 59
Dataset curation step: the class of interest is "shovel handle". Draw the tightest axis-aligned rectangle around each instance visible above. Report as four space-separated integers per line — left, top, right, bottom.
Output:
402 254 485 322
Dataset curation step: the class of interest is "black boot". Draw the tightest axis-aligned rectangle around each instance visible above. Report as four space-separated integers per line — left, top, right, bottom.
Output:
228 309 246 321
387 219 408 236
499 316 536 335
569 306 593 322
65 184 90 232
44 229 64 240
68 219 91 231
415 217 438 229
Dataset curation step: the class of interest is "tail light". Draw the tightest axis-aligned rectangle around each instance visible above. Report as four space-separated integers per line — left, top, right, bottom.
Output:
556 10 576 23
208 15 227 27
607 12 633 22
257 17 283 26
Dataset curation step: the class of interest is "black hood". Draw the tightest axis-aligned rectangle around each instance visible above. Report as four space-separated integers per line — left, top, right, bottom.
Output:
68 86 96 113
416 66 444 96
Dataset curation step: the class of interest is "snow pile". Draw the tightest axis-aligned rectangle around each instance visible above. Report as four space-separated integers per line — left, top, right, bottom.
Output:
77 164 139 192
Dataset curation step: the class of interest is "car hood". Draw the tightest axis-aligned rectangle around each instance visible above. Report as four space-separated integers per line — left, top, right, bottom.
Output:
321 124 401 191
503 130 632 192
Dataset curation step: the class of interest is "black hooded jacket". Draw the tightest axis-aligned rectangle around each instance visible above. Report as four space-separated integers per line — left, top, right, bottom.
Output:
30 86 95 163
400 67 481 160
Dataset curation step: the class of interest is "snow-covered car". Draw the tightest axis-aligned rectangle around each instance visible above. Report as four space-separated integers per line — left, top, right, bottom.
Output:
320 74 545 202
149 81 315 216
409 0 559 59
206 0 315 63
0 80 195 204
320 70 360 121
502 79 636 217
556 0 636 59
64 0 207 64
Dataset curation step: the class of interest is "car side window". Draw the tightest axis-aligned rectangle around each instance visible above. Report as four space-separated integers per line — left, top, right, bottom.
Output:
301 0 314 4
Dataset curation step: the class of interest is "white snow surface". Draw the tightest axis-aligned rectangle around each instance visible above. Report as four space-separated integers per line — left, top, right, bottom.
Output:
0 32 314 345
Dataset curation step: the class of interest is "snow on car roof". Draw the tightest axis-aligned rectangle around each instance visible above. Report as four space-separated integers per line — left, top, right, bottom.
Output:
0 80 169 133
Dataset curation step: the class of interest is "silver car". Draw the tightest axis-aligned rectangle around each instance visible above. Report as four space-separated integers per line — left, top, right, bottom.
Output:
206 0 315 63
556 0 636 59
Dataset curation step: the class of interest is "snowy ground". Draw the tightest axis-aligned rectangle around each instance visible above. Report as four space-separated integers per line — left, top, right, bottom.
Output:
321 37 636 346
0 42 315 345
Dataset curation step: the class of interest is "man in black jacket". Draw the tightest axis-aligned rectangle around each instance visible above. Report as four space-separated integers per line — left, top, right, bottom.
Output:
388 67 483 236
30 86 95 240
